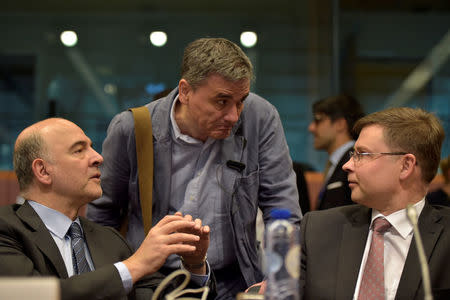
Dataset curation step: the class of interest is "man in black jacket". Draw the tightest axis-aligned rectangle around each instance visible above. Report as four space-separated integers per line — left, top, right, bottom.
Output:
308 94 364 210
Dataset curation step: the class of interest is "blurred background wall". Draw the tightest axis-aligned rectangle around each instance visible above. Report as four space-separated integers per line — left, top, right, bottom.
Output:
1 0 449 182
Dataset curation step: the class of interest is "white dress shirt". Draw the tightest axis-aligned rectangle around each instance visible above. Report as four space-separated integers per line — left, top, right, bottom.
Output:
28 201 133 291
353 199 425 300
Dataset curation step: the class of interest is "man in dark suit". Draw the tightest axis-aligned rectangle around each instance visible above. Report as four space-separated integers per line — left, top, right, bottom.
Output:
301 107 450 300
308 94 364 210
0 118 212 300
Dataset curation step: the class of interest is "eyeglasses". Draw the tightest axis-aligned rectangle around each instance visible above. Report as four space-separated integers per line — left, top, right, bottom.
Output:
349 150 408 163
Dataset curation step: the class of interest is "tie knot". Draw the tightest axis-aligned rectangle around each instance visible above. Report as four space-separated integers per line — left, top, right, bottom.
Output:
372 217 391 234
68 222 83 239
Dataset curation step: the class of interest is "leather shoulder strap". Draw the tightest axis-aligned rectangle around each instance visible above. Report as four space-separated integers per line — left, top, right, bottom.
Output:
129 106 153 235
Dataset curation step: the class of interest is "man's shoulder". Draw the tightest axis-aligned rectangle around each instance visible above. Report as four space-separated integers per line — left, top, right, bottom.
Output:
240 92 280 126
305 204 366 223
244 93 274 111
0 204 22 222
430 204 450 219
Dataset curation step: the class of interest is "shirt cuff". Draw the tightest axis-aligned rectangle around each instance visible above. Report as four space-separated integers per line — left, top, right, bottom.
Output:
180 260 211 286
114 262 133 293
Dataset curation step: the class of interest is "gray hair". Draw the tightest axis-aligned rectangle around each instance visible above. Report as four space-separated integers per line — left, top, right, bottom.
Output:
181 38 254 88
13 132 47 191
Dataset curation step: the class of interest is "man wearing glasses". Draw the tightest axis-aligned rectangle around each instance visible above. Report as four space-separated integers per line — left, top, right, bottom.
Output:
308 94 364 210
300 107 450 300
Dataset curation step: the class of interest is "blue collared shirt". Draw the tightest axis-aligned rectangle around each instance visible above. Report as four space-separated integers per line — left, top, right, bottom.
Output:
28 201 133 292
167 96 236 270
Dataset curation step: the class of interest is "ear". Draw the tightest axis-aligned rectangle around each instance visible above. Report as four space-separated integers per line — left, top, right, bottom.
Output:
332 117 348 134
31 158 52 185
399 154 416 180
178 79 192 104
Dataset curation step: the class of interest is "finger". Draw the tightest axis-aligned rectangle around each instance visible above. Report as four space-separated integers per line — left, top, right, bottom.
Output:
166 244 196 254
174 211 183 217
155 215 185 227
201 225 210 235
165 232 200 244
194 218 202 227
160 220 196 234
183 214 193 222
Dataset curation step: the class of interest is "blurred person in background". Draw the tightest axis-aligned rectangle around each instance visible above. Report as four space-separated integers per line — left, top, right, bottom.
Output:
427 154 450 206
308 94 364 210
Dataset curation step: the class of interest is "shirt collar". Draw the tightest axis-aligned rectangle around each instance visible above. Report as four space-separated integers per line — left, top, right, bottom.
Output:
27 200 81 239
330 140 355 165
370 198 426 239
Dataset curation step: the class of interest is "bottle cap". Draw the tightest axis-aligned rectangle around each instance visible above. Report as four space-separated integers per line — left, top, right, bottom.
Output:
270 208 291 219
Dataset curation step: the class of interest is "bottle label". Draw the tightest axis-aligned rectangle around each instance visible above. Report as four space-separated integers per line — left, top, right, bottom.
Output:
285 245 300 279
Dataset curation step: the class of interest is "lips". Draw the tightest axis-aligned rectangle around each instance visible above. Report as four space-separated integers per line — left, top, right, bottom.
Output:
347 177 357 187
90 173 101 179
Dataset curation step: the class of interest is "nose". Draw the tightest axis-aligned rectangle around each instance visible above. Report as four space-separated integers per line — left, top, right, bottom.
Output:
90 148 104 167
342 156 353 173
308 122 316 133
223 104 240 124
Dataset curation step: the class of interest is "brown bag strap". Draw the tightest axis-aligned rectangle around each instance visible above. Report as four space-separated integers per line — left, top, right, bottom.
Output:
129 106 153 236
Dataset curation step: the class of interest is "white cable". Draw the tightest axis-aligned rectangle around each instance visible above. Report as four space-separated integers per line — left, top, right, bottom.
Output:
406 204 433 300
152 269 210 300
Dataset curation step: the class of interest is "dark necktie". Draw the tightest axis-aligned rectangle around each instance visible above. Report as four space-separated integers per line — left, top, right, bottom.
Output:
67 222 91 275
317 160 332 203
358 217 392 300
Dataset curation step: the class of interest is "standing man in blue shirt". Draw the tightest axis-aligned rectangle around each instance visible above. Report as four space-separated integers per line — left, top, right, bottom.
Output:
308 94 364 210
0 118 212 300
87 37 302 299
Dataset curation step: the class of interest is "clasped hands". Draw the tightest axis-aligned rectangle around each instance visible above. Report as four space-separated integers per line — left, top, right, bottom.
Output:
124 212 210 283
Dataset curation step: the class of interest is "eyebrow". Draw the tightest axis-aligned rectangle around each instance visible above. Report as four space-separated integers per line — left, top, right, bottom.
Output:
215 92 233 99
214 92 249 102
353 146 371 153
69 140 92 151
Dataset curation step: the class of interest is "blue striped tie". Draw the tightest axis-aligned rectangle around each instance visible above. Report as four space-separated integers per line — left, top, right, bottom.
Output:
68 222 91 275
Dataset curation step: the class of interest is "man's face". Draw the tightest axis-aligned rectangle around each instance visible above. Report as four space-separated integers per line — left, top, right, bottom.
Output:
308 113 338 152
44 121 103 204
178 74 250 141
342 125 403 211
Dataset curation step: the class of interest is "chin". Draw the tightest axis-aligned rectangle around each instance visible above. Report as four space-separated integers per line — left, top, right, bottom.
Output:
210 133 231 140
87 188 102 200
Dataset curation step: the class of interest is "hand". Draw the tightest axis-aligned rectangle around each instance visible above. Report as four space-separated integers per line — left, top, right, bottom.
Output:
123 214 200 283
175 212 210 274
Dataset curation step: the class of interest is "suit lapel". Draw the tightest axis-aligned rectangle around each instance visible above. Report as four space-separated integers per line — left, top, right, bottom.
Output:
396 203 443 299
336 207 371 300
16 202 69 278
81 218 106 269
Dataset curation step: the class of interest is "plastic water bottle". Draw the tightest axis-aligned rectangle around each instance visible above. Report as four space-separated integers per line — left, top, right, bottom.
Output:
265 208 300 300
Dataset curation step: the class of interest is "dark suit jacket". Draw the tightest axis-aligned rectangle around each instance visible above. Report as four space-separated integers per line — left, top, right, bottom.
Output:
293 162 311 214
300 203 450 300
0 202 213 300
318 149 354 210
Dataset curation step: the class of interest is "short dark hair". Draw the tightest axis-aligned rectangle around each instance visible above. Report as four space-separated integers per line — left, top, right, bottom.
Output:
312 94 365 139
181 38 254 88
354 107 445 183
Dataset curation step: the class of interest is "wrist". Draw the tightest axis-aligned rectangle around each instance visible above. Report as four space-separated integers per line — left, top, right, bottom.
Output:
180 255 207 269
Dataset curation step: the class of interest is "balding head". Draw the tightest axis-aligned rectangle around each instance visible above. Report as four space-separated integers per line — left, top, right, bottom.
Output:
14 118 77 192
